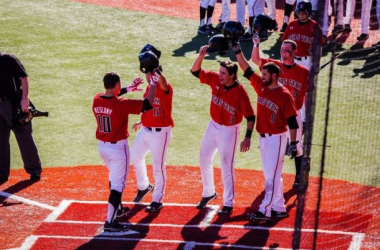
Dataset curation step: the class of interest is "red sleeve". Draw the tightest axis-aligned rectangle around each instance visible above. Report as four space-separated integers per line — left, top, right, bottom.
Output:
249 72 262 94
284 90 297 119
199 69 219 87
120 98 143 115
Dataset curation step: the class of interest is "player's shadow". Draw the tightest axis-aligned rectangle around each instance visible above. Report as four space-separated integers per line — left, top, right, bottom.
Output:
0 180 37 207
172 34 211 58
233 187 298 248
75 204 161 250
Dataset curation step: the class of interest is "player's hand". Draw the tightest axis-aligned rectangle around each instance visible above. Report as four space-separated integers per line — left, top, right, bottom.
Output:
126 77 144 92
230 41 241 52
21 98 30 112
240 137 251 152
288 141 298 159
252 33 260 45
148 72 160 86
132 121 142 131
199 45 208 56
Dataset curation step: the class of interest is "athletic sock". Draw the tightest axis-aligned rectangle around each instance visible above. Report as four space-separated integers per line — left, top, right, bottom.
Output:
200 7 207 26
295 155 303 181
206 5 215 25
284 3 293 23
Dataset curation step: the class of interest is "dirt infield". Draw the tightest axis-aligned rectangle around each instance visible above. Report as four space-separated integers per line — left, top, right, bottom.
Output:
1 165 379 249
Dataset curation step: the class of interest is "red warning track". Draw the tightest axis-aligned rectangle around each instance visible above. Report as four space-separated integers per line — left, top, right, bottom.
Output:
1 165 379 249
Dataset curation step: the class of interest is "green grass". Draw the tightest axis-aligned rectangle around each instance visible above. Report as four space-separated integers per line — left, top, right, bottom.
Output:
1 0 379 186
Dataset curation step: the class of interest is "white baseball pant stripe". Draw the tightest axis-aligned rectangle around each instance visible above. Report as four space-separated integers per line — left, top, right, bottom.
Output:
98 138 130 193
131 127 172 203
258 132 287 216
199 120 240 207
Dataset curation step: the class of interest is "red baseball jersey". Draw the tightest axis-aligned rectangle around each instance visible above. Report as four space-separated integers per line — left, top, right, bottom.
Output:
199 69 254 126
281 19 324 57
249 73 297 134
93 94 143 142
261 58 309 110
141 84 174 127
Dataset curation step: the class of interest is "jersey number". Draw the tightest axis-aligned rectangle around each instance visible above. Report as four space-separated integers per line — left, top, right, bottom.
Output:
270 113 277 123
96 114 111 133
153 107 161 117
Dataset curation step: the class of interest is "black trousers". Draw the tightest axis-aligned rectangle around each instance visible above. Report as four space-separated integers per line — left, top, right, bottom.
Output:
0 100 41 178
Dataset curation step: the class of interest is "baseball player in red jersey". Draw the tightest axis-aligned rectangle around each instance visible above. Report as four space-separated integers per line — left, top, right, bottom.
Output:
93 72 158 233
130 66 174 212
251 37 309 188
233 44 299 221
281 0 324 71
191 45 256 215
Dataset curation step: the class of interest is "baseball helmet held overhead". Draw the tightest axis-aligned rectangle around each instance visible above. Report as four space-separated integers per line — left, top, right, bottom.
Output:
140 44 161 59
207 34 230 56
139 51 159 73
223 21 245 42
253 14 278 32
295 0 312 16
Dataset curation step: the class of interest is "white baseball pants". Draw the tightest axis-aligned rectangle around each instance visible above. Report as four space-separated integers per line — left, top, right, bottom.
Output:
131 127 172 203
258 132 287 216
98 138 130 193
220 0 246 25
199 120 240 207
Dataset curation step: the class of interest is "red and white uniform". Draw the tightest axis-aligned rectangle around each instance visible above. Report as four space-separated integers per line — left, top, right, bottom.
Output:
260 58 309 150
246 70 297 217
93 94 143 193
131 84 174 204
198 69 254 207
282 19 324 70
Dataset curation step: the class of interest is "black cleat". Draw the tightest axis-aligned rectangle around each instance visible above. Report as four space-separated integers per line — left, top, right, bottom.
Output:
218 206 233 215
357 33 369 41
30 173 41 182
247 211 271 221
196 193 217 209
145 202 163 212
104 221 129 232
343 24 352 32
332 24 344 34
198 25 211 35
116 207 130 218
271 210 288 218
133 184 154 202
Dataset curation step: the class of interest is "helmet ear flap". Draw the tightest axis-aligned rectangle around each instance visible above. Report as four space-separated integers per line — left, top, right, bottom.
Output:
207 34 230 56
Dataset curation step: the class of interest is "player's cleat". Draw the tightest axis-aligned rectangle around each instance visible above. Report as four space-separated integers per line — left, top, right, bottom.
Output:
332 25 344 34
145 202 163 212
271 210 288 218
280 23 288 33
198 25 211 35
133 184 154 202
206 24 217 32
357 33 369 41
116 206 130 218
218 206 233 215
103 221 129 232
196 193 217 209
343 24 352 32
247 211 271 221
30 173 41 182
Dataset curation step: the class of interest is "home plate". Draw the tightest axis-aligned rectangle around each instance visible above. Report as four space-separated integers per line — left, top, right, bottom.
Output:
99 229 140 236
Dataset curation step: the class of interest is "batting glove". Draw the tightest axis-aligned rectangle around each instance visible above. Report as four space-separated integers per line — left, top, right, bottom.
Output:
148 72 160 86
288 141 299 159
126 77 144 92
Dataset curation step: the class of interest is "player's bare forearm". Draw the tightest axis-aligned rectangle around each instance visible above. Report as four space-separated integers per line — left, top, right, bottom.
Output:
240 120 254 152
251 36 262 66
156 70 169 92
235 51 250 73
191 46 207 72
289 128 297 143
20 76 30 112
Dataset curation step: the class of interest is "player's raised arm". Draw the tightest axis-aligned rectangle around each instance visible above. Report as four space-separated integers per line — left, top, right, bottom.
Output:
251 34 262 67
154 66 169 92
191 45 208 74
231 42 250 73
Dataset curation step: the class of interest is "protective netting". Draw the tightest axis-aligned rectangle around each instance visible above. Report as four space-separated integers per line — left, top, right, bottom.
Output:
292 0 380 249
